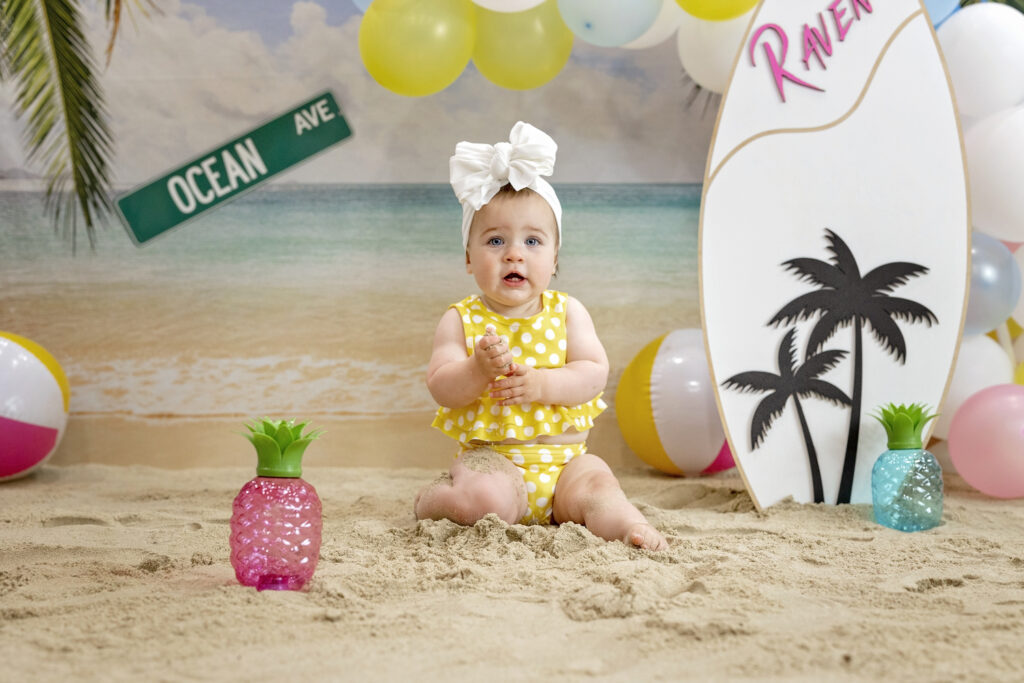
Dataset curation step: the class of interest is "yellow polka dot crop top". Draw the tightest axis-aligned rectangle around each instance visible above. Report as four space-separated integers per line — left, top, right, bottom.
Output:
432 290 607 444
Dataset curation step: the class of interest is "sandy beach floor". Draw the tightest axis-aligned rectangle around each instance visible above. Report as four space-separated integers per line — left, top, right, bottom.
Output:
2 464 1023 681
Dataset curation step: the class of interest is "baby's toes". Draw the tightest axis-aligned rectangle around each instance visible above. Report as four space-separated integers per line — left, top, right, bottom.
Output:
628 524 668 551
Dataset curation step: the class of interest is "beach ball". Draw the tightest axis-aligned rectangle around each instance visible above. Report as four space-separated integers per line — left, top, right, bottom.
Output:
0 332 69 481
616 329 734 476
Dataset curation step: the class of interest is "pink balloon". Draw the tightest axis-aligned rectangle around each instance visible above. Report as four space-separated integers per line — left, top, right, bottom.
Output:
701 440 735 474
948 384 1024 498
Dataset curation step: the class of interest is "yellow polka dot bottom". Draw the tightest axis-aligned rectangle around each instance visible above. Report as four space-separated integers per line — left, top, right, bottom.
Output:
461 442 588 524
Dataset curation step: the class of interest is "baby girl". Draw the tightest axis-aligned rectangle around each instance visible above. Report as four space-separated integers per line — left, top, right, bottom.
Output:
414 122 667 551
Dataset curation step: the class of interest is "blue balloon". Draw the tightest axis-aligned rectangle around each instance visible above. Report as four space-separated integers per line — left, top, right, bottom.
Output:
965 231 1022 335
352 0 373 12
924 0 960 27
556 0 661 48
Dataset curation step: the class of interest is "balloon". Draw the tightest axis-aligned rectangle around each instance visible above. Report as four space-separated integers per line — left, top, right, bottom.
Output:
933 334 1014 439
703 440 736 474
675 0 757 22
473 1 573 90
937 4 1024 119
1011 246 1024 324
556 0 661 48
359 0 475 97
923 0 960 27
472 0 545 10
676 8 753 93
616 329 728 476
965 231 1022 335
352 0 373 12
1 332 69 482
622 0 685 50
965 107 1024 242
948 384 1024 498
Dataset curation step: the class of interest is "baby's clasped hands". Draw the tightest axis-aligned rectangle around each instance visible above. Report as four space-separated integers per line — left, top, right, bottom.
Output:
475 323 514 379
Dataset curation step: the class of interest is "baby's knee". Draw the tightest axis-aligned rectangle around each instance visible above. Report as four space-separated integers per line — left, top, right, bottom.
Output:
452 473 526 525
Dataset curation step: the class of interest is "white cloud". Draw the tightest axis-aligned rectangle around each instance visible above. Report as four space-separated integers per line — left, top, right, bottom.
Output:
71 1 716 185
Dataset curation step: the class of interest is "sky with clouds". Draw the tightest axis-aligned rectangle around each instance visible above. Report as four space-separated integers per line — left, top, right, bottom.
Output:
0 0 718 185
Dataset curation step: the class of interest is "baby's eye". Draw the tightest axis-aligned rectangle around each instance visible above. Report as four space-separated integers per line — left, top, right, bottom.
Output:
487 236 504 246
525 237 541 246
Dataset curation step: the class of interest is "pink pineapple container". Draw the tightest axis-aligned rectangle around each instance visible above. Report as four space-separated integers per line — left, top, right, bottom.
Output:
230 419 323 591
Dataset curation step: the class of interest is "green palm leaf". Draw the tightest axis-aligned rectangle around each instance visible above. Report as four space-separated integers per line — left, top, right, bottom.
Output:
1 0 114 252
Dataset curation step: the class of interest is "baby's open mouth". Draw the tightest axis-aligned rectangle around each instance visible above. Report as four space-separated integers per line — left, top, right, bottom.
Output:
504 272 525 282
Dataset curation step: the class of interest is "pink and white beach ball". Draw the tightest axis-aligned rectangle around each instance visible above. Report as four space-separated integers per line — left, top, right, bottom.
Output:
0 332 69 481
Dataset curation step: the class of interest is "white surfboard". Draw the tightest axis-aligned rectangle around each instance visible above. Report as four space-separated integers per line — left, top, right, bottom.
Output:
700 0 969 508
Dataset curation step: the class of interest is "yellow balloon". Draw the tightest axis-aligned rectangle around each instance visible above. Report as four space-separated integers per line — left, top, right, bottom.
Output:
359 0 476 97
1015 362 1024 386
675 0 758 21
472 0 573 90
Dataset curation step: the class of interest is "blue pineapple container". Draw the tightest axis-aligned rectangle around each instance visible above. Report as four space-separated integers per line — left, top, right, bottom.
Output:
870 404 943 532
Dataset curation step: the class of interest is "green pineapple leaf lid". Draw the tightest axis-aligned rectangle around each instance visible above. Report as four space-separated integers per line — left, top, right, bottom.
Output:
242 418 324 478
872 403 938 450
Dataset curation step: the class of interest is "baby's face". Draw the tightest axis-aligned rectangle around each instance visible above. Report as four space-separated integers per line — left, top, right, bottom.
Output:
465 192 558 317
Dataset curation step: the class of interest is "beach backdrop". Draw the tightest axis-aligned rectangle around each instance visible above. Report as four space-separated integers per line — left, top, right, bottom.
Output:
1 182 701 467
0 0 718 470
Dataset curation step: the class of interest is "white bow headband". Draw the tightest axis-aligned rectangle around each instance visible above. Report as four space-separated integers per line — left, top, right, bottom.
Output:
449 121 562 249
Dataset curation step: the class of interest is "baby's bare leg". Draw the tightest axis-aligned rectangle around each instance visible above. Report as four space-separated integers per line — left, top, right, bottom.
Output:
552 453 667 551
414 448 528 526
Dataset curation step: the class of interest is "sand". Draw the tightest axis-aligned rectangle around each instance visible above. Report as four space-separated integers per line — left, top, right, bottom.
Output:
2 463 1024 682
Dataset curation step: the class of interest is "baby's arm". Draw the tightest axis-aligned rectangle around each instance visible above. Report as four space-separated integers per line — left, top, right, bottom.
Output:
489 296 609 407
427 309 512 408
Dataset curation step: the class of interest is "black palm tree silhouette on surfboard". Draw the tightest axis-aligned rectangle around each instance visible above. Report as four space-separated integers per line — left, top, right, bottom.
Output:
765 229 937 504
722 328 851 503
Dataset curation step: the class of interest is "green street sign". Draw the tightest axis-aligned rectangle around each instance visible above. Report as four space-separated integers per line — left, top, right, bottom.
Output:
116 91 351 245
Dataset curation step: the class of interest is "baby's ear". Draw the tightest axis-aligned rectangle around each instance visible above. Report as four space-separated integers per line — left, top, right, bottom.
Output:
465 250 473 273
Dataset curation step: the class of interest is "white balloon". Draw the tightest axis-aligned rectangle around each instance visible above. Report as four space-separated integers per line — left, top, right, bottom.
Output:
472 0 546 11
937 3 1024 119
1012 246 1024 325
965 107 1024 242
933 334 1014 439
676 8 753 94
622 0 684 50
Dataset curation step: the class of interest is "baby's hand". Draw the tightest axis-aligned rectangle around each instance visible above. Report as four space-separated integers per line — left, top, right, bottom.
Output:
489 363 545 406
474 324 512 380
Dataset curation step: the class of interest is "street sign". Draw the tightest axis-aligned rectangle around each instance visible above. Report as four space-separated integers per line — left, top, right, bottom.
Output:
116 91 352 245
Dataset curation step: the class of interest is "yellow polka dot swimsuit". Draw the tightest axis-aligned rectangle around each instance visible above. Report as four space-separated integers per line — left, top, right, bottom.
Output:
432 290 607 524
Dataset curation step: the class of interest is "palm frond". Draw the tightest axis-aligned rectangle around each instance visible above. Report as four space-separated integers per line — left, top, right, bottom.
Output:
750 390 789 449
3 0 114 252
879 296 939 326
862 261 930 294
722 371 781 394
806 309 854 356
777 327 799 379
780 257 844 288
103 0 157 66
796 348 848 380
768 289 837 327
866 313 908 363
824 229 861 279
798 379 852 407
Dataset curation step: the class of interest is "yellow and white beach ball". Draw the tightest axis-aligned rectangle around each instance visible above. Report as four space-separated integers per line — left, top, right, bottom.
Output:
0 332 69 482
616 329 733 476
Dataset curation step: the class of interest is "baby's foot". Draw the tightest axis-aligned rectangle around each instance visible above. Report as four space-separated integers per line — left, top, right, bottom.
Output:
624 523 668 551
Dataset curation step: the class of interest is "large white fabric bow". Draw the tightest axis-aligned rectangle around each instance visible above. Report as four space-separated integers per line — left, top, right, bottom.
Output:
449 121 562 248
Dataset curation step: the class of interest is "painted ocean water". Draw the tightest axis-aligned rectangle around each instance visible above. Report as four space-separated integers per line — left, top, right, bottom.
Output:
0 183 701 419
